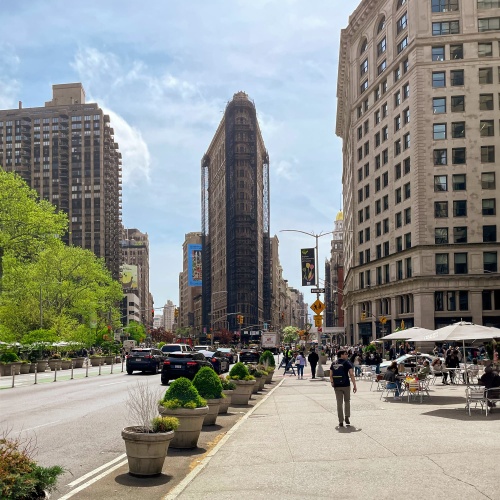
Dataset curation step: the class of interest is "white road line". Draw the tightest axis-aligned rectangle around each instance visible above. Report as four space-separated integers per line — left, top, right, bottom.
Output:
21 420 61 433
67 453 127 487
98 380 128 387
59 459 128 499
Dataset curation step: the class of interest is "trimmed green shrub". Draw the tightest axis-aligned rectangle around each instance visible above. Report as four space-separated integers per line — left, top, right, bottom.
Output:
247 365 264 378
192 367 224 399
219 376 236 391
228 362 255 381
161 377 206 409
259 350 275 367
0 352 19 363
151 416 179 433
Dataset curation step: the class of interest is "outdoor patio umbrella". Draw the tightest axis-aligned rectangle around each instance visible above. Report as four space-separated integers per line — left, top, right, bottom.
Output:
379 326 434 341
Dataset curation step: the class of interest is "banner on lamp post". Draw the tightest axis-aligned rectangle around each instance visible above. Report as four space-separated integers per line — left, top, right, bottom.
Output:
301 248 316 286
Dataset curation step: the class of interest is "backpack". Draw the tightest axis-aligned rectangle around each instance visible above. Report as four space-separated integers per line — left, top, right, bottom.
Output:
330 360 350 387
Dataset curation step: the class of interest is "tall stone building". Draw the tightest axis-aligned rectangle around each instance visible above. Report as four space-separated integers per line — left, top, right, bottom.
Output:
336 0 500 344
201 91 271 337
121 227 151 326
326 211 344 328
0 83 122 279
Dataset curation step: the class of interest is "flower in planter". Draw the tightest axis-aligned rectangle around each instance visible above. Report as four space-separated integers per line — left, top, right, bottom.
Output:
192 367 224 400
219 376 236 391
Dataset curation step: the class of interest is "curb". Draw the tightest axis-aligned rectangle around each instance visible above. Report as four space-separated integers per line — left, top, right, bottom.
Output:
163 377 285 499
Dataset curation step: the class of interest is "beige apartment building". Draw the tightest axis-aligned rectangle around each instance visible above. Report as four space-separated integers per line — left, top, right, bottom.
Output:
0 83 122 280
336 0 500 344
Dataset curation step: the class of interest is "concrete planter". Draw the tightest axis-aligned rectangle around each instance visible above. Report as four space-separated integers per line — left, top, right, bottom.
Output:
219 390 233 414
29 362 37 373
158 405 208 449
36 359 48 372
104 355 115 365
320 355 328 364
121 427 174 477
72 357 85 368
89 357 103 366
258 376 266 391
48 359 62 371
61 360 72 370
230 379 256 405
265 370 274 384
1 362 21 376
20 362 31 374
203 398 222 426
252 377 264 394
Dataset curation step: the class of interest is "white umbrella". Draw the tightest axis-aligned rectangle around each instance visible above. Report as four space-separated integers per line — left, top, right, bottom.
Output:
380 326 434 341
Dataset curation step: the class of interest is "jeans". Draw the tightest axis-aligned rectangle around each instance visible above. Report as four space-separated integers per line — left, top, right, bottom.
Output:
354 366 361 377
386 381 401 397
297 364 304 377
375 364 381 375
334 386 351 423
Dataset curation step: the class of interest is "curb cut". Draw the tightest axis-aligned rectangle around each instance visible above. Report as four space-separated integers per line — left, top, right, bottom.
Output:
163 377 285 499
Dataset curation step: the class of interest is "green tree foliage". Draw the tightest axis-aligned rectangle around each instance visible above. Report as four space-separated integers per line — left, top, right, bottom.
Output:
123 321 147 344
283 326 300 345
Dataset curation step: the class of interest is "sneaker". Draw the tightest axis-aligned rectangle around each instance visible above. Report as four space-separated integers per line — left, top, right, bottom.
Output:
345 418 351 426
339 422 344 427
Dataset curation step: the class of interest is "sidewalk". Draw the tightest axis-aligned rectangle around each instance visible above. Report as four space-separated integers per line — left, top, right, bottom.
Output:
168 372 500 500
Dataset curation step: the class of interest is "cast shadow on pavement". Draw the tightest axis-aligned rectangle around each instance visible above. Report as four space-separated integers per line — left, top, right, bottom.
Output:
167 446 208 458
114 473 172 487
336 426 362 433
422 408 500 421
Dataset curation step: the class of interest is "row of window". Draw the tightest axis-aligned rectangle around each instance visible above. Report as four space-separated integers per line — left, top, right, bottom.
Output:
0 115 101 128
432 18 500 36
433 94 500 114
435 225 497 244
434 173 495 190
435 289 500 313
434 199 496 217
436 252 497 274
432 67 500 87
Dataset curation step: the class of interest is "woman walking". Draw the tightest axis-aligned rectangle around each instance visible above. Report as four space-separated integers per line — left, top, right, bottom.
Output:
295 351 307 379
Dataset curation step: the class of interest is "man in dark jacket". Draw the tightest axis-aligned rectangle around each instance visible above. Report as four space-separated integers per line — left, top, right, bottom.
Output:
308 349 319 379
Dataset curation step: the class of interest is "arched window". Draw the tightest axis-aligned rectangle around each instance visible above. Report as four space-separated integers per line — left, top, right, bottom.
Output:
397 0 407 9
360 38 368 55
377 17 386 34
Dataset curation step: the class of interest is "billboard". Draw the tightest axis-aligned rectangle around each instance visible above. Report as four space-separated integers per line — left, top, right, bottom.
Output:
301 248 316 286
121 264 138 289
188 244 202 286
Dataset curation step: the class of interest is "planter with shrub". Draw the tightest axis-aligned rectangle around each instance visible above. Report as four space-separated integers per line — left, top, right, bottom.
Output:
227 362 256 405
247 365 265 393
89 355 103 366
158 377 208 449
61 358 72 370
19 361 32 374
122 380 179 477
0 351 22 376
192 367 224 425
219 377 236 414
259 350 276 383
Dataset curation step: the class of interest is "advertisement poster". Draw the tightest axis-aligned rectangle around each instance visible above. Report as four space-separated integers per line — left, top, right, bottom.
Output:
188 244 202 286
301 248 316 286
121 264 138 289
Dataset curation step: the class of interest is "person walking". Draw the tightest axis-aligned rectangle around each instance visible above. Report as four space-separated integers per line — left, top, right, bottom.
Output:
295 351 307 379
308 348 319 379
330 350 357 427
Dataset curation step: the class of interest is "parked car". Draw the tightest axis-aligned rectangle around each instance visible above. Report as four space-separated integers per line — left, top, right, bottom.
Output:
126 348 165 375
217 347 237 364
379 354 439 373
199 350 230 374
239 348 262 364
161 352 213 385
160 343 194 355
193 345 210 352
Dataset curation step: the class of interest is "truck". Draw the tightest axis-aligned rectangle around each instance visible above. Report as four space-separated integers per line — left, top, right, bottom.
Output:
261 332 279 354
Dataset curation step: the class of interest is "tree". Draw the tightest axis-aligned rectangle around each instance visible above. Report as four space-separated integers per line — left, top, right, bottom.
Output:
124 321 146 344
282 326 300 345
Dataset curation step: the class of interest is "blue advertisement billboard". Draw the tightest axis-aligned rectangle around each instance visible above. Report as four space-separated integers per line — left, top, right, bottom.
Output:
188 244 202 286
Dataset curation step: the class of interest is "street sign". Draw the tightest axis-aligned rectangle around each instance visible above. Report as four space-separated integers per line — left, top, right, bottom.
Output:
314 314 323 327
311 288 325 294
317 327 323 333
310 299 325 314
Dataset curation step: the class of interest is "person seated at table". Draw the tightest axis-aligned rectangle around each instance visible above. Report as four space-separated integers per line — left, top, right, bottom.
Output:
479 365 500 407
383 364 402 399
431 358 446 383
417 360 431 380
445 351 460 383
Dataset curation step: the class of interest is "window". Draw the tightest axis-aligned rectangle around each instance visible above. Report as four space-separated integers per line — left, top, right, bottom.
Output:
433 123 447 139
395 187 402 204
451 122 465 138
452 147 466 164
481 145 495 162
454 253 468 274
432 21 460 36
403 83 410 100
403 58 409 73
478 17 500 32
452 173 466 190
450 70 464 86
397 12 408 34
396 260 403 279
404 107 410 124
454 226 467 243
404 132 410 149
431 0 459 12
432 72 446 87
436 254 449 275
364 120 369 133
396 212 402 228
375 176 381 191
396 139 403 155
382 102 388 117
397 0 407 8
435 201 448 217
478 0 500 8
377 38 387 57
360 80 369 94
364 163 369 177
479 67 493 84
383 217 389 232
483 225 497 242
365 205 370 219
382 171 388 187
365 228 371 242
358 210 363 223
404 207 411 224
394 67 401 81
376 199 381 214
482 172 496 189
357 126 363 140
435 291 444 311
376 222 382 236
384 241 390 257
375 154 381 169
480 120 495 136
406 257 412 278
403 158 410 174
448 291 456 311
377 17 386 33
364 98 369 111
433 97 446 113
453 200 467 217
450 44 463 59
383 149 389 164
451 95 465 111
395 163 402 179
397 37 409 54
482 198 496 215
383 195 389 211
378 60 387 75
404 182 411 199
434 149 447 165
395 90 402 106
364 141 370 155
375 109 381 124
359 231 364 245
364 184 370 198
435 227 449 244
360 59 368 76
478 42 493 57
434 175 448 191
357 106 363 118
432 46 445 61
396 236 403 253
484 251 498 273
382 126 388 141
480 93 494 110
395 115 401 130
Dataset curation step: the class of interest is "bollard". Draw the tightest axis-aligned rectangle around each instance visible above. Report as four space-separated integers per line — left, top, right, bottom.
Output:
121 357 124 373
71 360 74 380
85 358 89 378
110 360 113 374
11 365 15 388
98 362 102 376
54 366 57 382
34 363 38 385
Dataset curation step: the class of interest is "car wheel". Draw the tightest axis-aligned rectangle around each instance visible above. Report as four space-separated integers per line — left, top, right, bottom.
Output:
127 369 133 375
161 379 168 385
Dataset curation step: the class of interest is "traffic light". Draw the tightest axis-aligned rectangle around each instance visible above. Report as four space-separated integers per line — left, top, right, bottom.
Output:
237 314 243 325
174 307 179 318
361 311 366 320
151 309 155 319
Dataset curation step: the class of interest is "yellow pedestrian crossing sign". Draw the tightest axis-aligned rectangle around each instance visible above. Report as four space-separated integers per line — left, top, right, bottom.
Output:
314 314 323 327
310 299 325 314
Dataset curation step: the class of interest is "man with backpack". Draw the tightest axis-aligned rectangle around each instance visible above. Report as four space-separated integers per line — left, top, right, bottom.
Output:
330 349 357 427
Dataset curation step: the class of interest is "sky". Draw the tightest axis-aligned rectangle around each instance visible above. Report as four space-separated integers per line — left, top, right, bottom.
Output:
0 0 354 308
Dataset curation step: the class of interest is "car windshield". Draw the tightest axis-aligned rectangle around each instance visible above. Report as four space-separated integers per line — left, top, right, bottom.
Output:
167 352 193 359
219 348 231 352
130 350 152 357
162 345 183 352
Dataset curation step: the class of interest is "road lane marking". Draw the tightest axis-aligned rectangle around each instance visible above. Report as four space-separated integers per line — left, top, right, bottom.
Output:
98 380 128 387
67 453 127 487
21 420 61 433
59 458 128 499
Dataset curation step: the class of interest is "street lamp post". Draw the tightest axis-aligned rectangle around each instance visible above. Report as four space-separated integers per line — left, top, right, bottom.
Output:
281 229 335 379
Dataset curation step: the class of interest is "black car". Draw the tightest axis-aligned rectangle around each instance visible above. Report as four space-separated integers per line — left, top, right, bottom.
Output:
126 348 164 374
218 347 237 364
161 352 213 385
199 350 230 374
239 349 261 364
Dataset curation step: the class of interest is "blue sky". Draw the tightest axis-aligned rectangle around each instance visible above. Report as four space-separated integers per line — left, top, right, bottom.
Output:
0 0 352 308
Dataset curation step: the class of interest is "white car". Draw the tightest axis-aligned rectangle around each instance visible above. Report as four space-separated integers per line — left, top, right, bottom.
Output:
161 343 194 355
379 353 439 373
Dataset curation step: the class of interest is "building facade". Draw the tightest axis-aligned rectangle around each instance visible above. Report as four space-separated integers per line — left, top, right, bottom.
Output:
326 210 345 328
163 299 176 331
336 0 500 344
0 83 122 280
201 91 271 338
